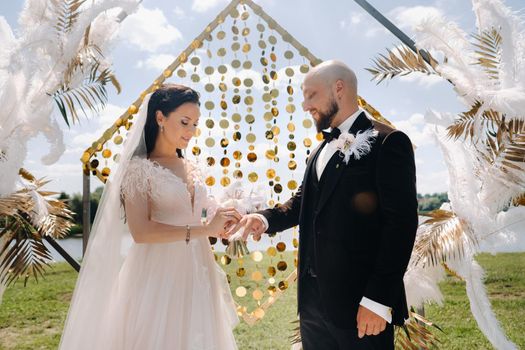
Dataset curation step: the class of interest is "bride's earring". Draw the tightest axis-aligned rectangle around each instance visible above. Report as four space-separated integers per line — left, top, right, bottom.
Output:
160 125 164 132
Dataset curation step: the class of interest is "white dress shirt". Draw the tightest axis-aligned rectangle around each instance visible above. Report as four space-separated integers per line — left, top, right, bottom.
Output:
315 108 361 180
255 109 392 323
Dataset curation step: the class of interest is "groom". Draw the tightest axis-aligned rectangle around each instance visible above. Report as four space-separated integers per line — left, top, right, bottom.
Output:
230 60 418 349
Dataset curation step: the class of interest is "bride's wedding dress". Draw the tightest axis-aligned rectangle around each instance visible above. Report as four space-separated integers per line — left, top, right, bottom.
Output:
59 91 238 350
104 157 238 350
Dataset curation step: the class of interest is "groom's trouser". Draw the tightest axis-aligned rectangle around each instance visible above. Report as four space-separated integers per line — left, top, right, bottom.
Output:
299 273 394 350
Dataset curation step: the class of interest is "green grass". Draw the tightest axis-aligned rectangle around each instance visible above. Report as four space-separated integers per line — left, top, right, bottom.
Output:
0 253 523 349
424 253 525 350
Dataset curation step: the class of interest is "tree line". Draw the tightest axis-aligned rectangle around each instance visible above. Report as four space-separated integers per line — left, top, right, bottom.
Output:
58 187 103 237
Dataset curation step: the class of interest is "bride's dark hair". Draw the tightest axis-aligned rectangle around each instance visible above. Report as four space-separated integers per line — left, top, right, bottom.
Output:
145 84 200 158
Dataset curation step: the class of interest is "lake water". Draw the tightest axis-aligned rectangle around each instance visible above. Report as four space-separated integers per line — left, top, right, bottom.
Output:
46 229 297 262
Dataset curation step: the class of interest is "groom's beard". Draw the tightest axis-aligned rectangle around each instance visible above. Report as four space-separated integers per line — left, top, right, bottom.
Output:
315 98 339 133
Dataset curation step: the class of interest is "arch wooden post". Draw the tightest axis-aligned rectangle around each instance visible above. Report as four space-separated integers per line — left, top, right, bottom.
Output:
82 172 91 256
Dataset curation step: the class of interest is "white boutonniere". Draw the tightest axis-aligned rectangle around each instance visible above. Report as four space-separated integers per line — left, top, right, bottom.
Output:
332 128 378 164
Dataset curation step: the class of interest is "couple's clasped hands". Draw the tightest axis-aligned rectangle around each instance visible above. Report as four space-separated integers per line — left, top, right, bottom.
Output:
206 210 266 241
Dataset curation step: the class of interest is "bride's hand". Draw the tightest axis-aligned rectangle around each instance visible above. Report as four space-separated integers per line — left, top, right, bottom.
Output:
205 207 241 238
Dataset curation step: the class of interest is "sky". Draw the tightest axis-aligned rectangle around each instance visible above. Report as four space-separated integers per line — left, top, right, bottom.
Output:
1 0 524 197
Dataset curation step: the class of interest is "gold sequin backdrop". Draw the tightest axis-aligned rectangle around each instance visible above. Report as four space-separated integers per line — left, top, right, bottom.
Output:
80 0 392 325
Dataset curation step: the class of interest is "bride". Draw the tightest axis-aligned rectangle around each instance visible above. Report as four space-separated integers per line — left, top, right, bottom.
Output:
59 84 240 349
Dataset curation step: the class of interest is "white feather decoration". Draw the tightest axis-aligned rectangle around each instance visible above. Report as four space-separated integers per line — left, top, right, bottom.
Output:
372 1 524 347
332 129 377 164
28 187 49 227
0 0 140 197
421 105 522 349
448 256 518 350
404 263 446 308
472 0 525 119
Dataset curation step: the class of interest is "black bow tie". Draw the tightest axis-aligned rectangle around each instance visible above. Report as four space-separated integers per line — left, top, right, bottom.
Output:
322 128 341 142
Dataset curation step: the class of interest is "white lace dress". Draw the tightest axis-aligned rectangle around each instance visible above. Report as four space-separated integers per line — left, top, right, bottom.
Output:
108 157 238 350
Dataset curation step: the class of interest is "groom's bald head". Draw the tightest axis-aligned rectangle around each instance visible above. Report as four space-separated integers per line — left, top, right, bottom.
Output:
301 60 359 131
304 60 358 97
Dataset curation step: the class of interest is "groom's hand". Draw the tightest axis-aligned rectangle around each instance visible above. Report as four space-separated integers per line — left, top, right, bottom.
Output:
356 305 387 338
207 207 242 239
225 214 266 240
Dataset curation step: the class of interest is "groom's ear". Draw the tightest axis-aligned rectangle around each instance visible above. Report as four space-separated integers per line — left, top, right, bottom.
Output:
334 79 344 99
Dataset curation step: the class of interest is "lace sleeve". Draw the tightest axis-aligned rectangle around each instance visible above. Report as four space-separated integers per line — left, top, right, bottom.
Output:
120 157 153 201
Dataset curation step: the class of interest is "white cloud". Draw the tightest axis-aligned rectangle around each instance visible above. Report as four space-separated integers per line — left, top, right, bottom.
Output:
26 162 80 179
173 6 185 18
72 131 105 147
64 146 87 155
388 108 399 117
119 5 183 52
365 26 386 38
191 0 228 13
416 169 449 194
390 6 443 31
72 104 126 146
350 12 363 25
339 11 387 38
136 54 176 71
341 5 442 39
398 72 443 88
395 113 436 147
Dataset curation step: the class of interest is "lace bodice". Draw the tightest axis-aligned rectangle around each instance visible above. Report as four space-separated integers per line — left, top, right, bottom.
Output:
121 157 217 226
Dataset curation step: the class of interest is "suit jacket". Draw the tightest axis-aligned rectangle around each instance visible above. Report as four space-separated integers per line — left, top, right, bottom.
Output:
258 112 418 329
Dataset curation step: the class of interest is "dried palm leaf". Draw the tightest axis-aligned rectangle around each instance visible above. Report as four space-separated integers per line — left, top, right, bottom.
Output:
441 262 464 280
62 24 119 92
0 169 74 286
472 28 502 81
481 127 525 186
37 197 74 239
52 63 120 126
0 215 52 287
414 209 478 267
502 134 525 162
395 310 442 350
507 119 525 139
54 0 88 34
289 319 301 346
62 42 104 87
446 101 501 141
512 193 525 206
367 45 439 84
0 192 32 216
18 168 36 182
15 175 74 239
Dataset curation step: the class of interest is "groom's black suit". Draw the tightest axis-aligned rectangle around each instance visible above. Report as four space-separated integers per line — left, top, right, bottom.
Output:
258 112 418 349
